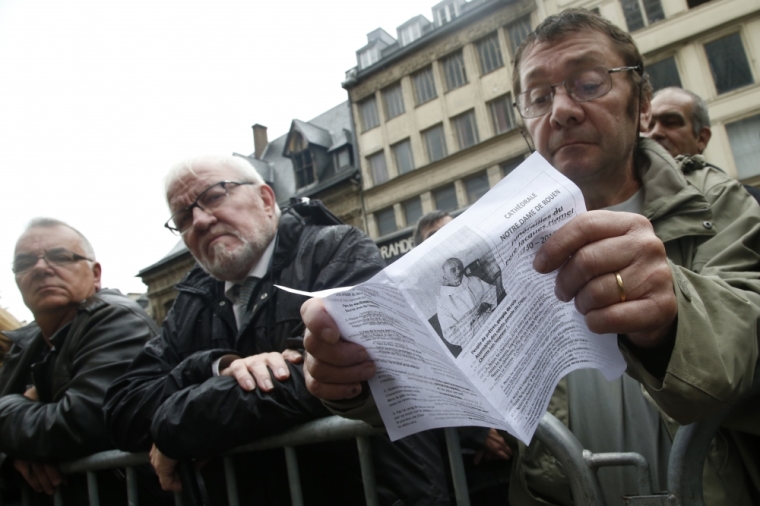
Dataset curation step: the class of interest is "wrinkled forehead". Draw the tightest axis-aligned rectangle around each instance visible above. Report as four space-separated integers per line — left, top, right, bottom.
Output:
15 225 84 256
652 90 693 116
166 163 238 211
518 32 621 90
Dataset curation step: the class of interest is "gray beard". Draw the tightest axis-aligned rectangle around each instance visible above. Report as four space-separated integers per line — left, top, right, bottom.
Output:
198 227 275 282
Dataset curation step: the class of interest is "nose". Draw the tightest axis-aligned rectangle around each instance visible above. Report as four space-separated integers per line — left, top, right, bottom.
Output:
645 120 665 140
27 255 54 275
549 87 585 127
189 205 217 232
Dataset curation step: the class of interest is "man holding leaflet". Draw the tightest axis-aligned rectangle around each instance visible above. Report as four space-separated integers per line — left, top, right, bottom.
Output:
301 8 760 505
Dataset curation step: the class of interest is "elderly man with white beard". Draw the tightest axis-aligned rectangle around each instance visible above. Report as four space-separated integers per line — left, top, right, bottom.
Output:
104 155 452 506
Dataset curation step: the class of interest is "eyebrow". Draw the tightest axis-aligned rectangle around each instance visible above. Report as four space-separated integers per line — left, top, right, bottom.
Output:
522 54 605 87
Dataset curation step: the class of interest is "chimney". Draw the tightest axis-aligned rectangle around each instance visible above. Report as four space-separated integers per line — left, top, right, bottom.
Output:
252 124 268 160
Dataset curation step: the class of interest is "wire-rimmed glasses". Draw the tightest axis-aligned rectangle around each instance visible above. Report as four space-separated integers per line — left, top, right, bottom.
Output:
164 181 255 235
514 65 642 119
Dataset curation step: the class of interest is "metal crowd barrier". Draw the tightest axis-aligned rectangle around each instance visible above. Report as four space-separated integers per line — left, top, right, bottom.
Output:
12 370 760 506
11 417 472 506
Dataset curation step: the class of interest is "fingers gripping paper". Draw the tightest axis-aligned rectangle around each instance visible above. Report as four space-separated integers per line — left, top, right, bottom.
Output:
278 153 626 444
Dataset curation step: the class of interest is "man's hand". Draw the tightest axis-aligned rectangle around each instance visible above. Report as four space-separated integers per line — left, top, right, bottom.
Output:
220 350 303 392
13 460 62 495
533 211 677 348
23 386 38 401
302 298 376 401
474 428 512 465
150 444 182 492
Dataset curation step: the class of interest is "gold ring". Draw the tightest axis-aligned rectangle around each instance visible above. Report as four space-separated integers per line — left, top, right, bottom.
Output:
615 272 626 303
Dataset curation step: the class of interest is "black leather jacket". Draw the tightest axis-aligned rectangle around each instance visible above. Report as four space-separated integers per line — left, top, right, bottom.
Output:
104 204 387 457
0 289 158 462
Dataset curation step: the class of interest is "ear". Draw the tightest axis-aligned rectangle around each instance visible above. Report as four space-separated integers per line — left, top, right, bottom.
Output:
91 262 102 291
639 95 652 133
258 184 277 217
696 127 712 154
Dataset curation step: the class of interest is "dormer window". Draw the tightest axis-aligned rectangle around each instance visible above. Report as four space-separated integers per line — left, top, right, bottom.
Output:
399 23 421 46
436 2 458 25
359 46 380 69
288 132 315 189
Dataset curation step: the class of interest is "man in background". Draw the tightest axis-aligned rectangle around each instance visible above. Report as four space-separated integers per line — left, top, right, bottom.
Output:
645 86 760 203
413 210 452 246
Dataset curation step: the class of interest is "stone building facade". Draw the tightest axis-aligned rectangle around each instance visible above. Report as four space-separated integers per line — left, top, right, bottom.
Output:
346 0 760 261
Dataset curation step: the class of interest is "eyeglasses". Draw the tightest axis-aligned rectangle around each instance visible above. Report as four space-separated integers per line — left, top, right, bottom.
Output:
13 248 93 274
165 181 255 235
514 65 642 119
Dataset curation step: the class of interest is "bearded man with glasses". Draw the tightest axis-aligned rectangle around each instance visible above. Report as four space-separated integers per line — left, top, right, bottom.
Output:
0 218 161 504
302 8 760 505
104 155 452 505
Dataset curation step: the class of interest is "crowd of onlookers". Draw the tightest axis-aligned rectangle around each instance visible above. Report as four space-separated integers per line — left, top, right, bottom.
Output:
0 8 758 506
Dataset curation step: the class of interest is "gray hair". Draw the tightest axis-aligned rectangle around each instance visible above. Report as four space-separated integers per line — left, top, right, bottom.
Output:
443 257 464 272
164 155 266 197
653 87 711 137
164 155 280 216
414 211 451 246
23 217 96 259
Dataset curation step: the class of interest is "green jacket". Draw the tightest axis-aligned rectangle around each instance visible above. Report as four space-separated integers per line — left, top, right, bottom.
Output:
326 139 760 505
513 139 760 505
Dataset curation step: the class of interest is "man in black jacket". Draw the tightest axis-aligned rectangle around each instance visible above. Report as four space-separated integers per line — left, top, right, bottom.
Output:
1 218 160 504
104 155 451 505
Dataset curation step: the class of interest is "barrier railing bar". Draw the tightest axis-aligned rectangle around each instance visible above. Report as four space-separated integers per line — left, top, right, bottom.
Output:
53 488 63 506
60 450 149 474
356 435 379 506
223 457 240 506
21 484 31 506
444 427 471 506
174 491 183 506
87 471 100 506
284 446 304 506
535 412 606 506
126 466 139 506
583 450 653 496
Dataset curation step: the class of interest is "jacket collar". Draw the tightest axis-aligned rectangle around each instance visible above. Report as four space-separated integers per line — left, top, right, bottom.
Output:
636 138 715 243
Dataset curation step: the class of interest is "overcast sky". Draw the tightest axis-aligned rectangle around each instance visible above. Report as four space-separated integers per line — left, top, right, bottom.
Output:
0 0 441 322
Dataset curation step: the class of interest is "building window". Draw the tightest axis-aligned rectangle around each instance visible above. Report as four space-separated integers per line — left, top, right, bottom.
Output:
434 184 458 211
501 156 523 177
647 57 682 91
360 96 380 131
399 23 422 46
621 0 665 32
704 33 754 95
436 2 458 25
288 132 315 189
368 151 388 185
376 207 397 236
506 16 531 57
452 110 479 150
489 94 516 135
359 46 379 70
392 139 415 175
293 150 315 188
423 124 448 163
441 50 467 91
465 172 490 204
413 66 437 105
335 147 352 169
687 0 713 8
383 82 405 121
726 114 760 179
403 198 423 226
476 32 504 75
